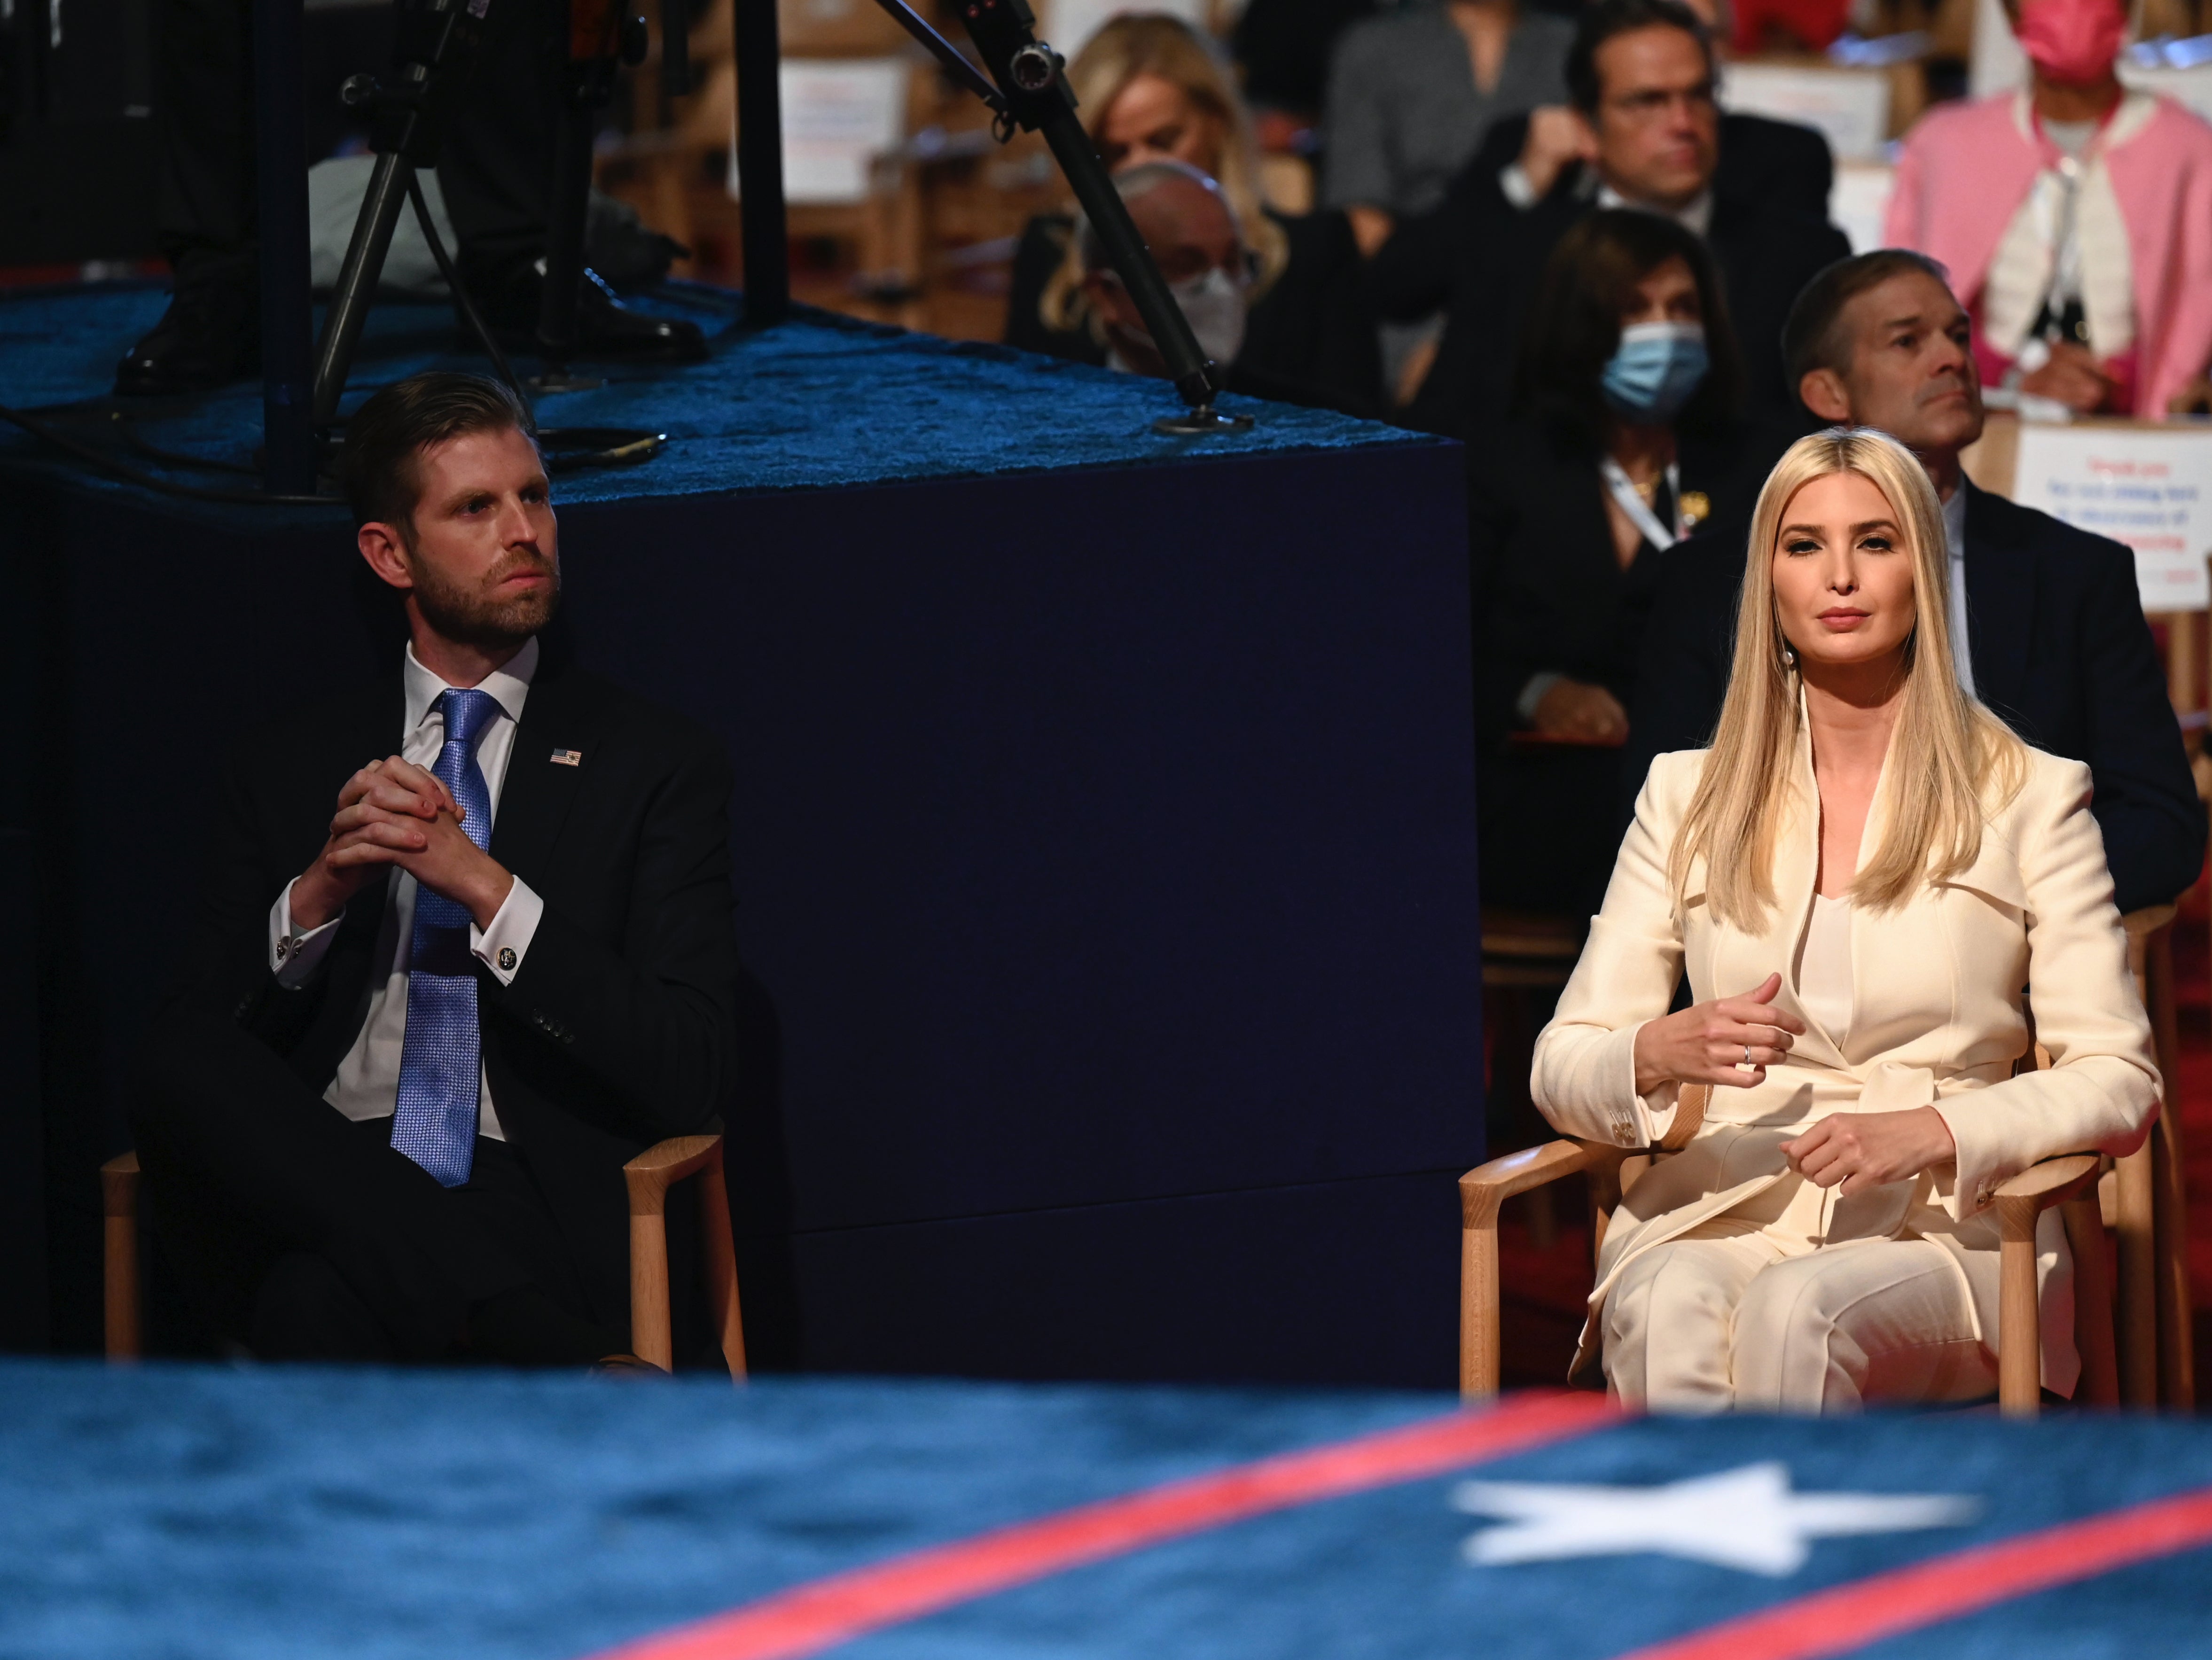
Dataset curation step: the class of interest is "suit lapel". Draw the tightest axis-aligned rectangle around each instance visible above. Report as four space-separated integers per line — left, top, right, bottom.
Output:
1961 481 2034 718
491 659 605 887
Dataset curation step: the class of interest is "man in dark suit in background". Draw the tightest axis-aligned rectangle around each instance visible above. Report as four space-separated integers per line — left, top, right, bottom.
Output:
132 371 742 1366
1628 250 2205 914
1368 0 1850 437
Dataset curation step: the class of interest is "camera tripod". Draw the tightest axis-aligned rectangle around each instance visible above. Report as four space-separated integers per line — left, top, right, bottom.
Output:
308 0 681 443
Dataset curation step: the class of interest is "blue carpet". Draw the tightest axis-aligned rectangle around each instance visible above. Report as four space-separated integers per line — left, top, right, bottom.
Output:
4 1361 2210 1660
0 282 1423 522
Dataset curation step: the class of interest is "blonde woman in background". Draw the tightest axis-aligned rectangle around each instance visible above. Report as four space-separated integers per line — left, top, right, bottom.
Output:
1003 14 1382 416
1533 427 2158 1412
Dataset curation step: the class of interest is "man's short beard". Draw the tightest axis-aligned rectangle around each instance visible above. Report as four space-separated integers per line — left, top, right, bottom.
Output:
408 541 563 649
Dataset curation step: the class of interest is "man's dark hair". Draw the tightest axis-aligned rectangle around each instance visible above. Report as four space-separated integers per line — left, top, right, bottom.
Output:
342 371 538 533
1510 208 1745 450
1781 249 1953 391
1565 0 1714 113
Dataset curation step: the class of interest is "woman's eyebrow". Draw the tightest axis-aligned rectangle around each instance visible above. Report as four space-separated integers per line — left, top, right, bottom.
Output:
1851 518 1901 536
1778 522 1826 538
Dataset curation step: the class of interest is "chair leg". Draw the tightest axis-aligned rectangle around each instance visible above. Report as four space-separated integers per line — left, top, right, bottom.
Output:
696 1154 747 1383
2116 1138 2159 1406
1996 1190 2043 1418
2153 1104 2196 1409
626 1170 675 1372
2139 913 2194 1409
1460 1201 1502 1401
101 1152 142 1364
2062 1191 2119 1407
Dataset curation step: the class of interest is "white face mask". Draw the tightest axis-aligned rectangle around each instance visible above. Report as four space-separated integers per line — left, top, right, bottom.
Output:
1163 264 1248 366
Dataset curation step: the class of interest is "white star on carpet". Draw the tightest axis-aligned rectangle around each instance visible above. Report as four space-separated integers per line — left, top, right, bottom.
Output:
1451 1461 1979 1576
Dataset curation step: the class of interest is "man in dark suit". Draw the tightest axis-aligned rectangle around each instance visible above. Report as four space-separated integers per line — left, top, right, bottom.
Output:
1628 250 2205 914
131 371 741 1366
1368 0 1850 437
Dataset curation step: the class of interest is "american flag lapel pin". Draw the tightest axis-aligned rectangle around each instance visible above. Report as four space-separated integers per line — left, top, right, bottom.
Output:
550 748 583 766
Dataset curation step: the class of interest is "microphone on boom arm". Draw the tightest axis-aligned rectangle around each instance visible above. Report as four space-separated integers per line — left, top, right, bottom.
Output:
870 0 1252 436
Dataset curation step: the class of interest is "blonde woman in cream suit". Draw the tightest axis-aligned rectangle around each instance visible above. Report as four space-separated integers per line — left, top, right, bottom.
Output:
1534 427 2159 1412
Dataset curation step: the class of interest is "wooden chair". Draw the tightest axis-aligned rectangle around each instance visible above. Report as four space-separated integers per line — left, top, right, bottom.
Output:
1480 908 1585 1250
98 1130 747 1380
1459 905 2193 1417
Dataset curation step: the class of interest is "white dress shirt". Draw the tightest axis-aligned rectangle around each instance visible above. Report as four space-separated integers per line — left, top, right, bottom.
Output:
1498 159 1715 239
1943 483 1977 700
266 638 547 1139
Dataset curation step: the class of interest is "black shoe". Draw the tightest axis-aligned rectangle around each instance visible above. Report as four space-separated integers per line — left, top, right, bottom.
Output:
115 280 261 397
470 262 707 365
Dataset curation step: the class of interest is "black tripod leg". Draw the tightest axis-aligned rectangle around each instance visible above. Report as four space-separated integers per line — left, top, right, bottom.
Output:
313 151 416 426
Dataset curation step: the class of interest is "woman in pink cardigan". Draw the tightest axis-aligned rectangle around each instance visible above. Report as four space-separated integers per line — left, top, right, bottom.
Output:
1883 0 2212 418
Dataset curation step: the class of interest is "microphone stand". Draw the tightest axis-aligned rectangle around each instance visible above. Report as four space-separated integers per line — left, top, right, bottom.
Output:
870 0 1250 436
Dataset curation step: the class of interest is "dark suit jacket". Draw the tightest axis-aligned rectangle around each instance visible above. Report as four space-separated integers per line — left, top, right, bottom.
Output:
166 645 743 1331
1468 413 1790 914
1477 110 1833 225
1470 413 1788 750
1369 116 1849 438
1626 480 2207 914
1004 208 1386 419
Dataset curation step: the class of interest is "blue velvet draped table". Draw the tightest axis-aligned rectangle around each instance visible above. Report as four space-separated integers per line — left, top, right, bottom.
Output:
0 282 1479 1382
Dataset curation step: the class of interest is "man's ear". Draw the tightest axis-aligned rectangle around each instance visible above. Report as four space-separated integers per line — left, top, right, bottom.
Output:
1798 367 1852 425
357 522 416 592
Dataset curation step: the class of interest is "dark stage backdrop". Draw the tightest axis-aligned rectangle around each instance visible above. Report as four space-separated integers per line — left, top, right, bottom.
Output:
2 288 1481 1387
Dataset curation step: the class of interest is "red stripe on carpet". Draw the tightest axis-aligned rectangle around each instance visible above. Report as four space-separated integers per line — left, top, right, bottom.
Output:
1613 1483 2212 1660
590 1390 1621 1660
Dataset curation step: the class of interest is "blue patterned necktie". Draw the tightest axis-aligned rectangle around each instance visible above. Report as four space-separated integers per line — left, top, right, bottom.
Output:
391 688 500 1187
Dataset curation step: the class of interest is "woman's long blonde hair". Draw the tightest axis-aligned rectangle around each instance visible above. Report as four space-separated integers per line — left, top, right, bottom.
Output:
1038 14 1290 339
1670 428 2026 929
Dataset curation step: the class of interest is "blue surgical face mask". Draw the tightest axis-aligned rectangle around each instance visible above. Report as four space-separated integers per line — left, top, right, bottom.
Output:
1601 320 1710 421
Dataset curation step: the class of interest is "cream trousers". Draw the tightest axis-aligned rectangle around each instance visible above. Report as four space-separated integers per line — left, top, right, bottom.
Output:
1602 1219 1999 1412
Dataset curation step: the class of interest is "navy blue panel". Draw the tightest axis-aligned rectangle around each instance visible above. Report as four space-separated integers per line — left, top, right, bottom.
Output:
782 1170 1466 1387
560 445 1479 1232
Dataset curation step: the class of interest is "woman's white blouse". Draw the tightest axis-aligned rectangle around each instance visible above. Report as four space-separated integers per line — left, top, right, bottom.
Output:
1797 893 1854 1045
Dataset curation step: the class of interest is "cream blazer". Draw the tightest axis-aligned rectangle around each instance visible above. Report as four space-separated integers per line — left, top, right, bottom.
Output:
1532 734 2160 1395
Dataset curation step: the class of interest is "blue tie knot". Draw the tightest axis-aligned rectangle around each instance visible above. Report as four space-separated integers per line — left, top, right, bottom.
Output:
439 688 501 753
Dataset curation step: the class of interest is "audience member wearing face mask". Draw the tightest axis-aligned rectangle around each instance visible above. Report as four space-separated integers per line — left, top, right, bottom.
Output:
1628 250 2204 915
1076 163 1252 378
1469 210 1778 922
1003 14 1384 418
1882 0 2212 417
1368 0 1850 438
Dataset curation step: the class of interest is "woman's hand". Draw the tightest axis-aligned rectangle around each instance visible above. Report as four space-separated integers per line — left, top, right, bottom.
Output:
1532 678 1629 744
2019 342 2114 413
1631 972 1803 1095
1781 1106 1956 1197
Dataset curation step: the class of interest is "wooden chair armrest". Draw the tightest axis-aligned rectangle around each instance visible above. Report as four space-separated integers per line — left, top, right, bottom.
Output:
2121 904 2178 942
1992 1153 2102 1220
1656 1083 1708 1152
1993 1152 2103 1418
1458 1141 1592 1226
623 1131 746 1382
623 1134 724 1196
